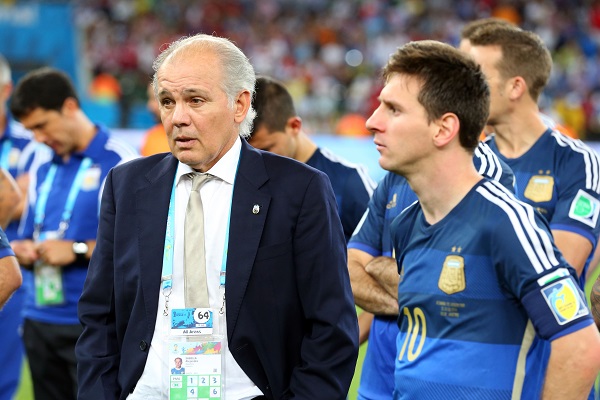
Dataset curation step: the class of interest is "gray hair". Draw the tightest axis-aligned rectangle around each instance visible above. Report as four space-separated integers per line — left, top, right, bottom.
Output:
152 34 256 138
0 54 11 86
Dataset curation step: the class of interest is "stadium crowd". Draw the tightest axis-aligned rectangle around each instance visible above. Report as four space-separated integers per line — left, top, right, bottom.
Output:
77 0 600 137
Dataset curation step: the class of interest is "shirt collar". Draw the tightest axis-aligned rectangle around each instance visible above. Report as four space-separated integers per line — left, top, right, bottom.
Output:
175 136 241 184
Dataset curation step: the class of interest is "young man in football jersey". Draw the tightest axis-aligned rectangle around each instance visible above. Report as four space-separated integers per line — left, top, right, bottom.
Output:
367 39 600 399
466 25 600 288
249 76 376 243
348 123 514 400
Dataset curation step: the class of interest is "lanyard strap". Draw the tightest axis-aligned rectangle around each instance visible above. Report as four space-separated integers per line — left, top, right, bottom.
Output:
161 166 234 297
0 139 11 170
34 157 93 239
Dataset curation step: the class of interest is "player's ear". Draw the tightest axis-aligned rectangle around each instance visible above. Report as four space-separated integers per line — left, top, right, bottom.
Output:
286 116 302 137
61 97 79 116
432 112 459 148
508 76 527 101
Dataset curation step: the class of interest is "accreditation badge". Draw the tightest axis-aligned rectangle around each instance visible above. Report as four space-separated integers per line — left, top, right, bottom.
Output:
33 231 65 306
33 261 65 306
167 308 225 400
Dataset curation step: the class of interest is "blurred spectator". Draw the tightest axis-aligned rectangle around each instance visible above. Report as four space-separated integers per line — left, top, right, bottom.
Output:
335 113 370 137
72 0 600 137
88 67 121 104
139 82 168 156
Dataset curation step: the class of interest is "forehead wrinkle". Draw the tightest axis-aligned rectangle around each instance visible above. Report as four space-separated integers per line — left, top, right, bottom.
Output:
157 84 208 98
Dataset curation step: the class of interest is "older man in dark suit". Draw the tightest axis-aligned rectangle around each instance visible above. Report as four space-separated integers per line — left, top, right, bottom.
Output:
76 34 358 400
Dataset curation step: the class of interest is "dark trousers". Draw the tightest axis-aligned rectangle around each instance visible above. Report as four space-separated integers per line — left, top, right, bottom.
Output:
23 319 82 400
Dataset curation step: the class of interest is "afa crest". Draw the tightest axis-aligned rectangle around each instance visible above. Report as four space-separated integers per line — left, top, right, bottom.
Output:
524 175 554 203
438 255 465 295
8 148 21 169
82 166 101 191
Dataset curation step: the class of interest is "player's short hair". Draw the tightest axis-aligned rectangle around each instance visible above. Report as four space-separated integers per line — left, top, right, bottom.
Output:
251 76 297 136
468 26 552 102
383 40 489 151
460 18 517 41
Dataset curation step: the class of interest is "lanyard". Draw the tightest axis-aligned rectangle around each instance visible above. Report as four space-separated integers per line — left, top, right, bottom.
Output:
0 139 11 170
161 166 235 309
34 157 93 239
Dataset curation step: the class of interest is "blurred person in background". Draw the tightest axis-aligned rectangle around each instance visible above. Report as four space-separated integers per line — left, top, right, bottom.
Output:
88 66 121 105
459 17 578 140
140 82 169 156
9 67 138 400
249 75 376 242
467 25 600 289
0 53 45 400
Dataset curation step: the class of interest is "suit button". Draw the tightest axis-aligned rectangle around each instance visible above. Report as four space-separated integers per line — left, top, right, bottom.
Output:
139 340 148 351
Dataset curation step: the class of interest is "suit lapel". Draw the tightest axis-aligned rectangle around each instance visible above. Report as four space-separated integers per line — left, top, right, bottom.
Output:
226 141 271 338
136 155 179 328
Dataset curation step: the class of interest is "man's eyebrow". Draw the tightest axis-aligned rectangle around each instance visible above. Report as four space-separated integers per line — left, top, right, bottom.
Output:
380 97 401 108
157 88 207 97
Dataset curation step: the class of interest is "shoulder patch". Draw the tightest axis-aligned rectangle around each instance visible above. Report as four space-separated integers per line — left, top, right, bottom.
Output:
568 189 600 228
541 277 588 325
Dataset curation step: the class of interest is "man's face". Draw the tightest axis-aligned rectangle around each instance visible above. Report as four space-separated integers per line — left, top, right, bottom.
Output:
366 74 436 175
156 49 248 172
175 358 182 368
467 45 507 126
248 123 296 159
19 104 77 156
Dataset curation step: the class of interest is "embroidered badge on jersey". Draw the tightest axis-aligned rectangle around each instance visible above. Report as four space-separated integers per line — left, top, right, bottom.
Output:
8 147 21 169
541 277 588 325
524 174 554 203
568 189 600 228
438 255 466 295
82 166 101 191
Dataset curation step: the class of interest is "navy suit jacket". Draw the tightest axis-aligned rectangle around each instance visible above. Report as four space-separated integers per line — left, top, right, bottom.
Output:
76 140 359 399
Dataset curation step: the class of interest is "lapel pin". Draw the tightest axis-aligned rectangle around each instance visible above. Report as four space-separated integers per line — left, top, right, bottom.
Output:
252 204 260 214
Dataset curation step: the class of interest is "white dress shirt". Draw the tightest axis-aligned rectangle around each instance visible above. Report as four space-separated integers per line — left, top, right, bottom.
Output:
128 137 263 399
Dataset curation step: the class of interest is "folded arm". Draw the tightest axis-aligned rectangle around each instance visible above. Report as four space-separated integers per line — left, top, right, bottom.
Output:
348 248 398 315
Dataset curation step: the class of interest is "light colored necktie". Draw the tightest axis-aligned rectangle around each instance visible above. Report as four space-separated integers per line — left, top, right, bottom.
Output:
184 172 212 308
